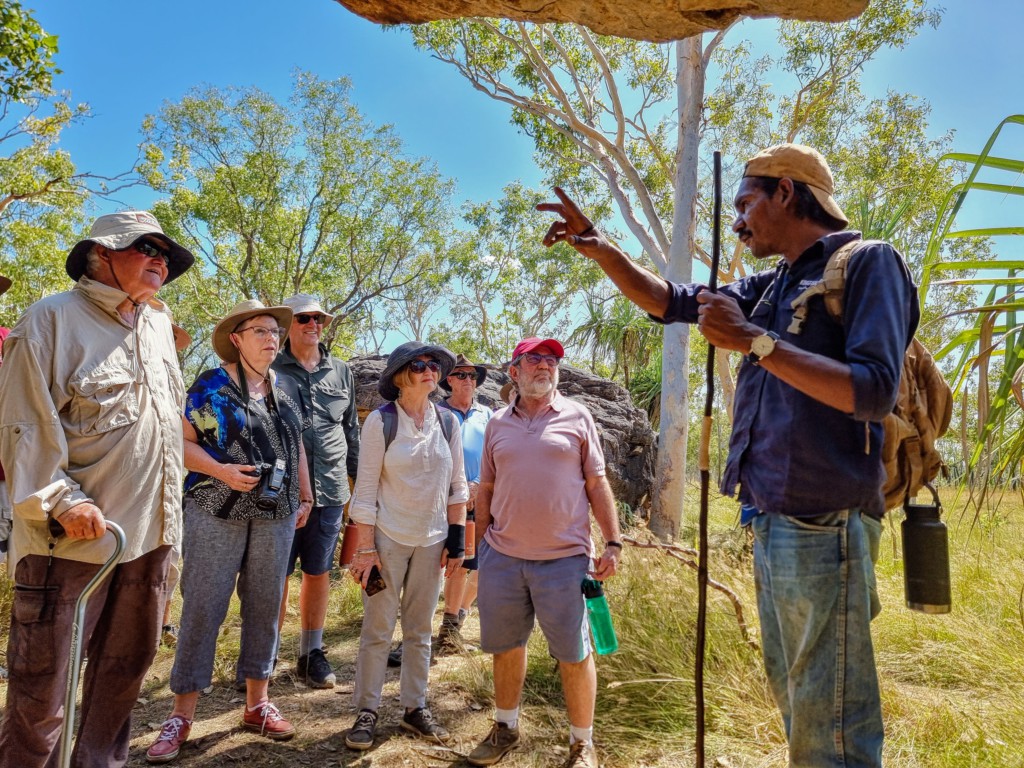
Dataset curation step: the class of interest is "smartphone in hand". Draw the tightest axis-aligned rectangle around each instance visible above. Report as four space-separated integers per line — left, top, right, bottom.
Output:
364 565 387 596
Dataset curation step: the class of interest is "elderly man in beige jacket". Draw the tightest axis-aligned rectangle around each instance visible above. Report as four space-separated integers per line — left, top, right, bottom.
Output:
0 211 194 768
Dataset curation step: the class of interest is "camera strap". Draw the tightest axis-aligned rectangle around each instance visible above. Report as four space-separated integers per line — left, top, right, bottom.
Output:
237 362 289 470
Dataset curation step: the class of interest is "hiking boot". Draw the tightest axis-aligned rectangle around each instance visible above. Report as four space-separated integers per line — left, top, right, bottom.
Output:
296 647 336 689
161 624 178 647
241 700 295 740
146 715 192 764
434 613 476 655
387 642 403 667
467 721 521 766
563 741 599 768
400 707 449 744
345 709 378 750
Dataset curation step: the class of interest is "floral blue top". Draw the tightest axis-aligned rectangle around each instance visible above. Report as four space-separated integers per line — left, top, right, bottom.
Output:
183 366 303 520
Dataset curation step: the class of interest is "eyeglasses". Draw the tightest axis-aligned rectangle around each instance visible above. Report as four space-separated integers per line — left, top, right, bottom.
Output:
519 352 561 367
448 372 476 381
128 240 171 263
406 359 441 374
295 313 327 325
234 326 286 342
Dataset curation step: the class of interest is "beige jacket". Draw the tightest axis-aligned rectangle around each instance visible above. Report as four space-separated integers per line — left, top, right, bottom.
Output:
0 278 185 566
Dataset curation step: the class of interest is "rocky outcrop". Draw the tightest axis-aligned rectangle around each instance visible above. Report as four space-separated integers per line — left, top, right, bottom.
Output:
332 0 868 44
349 355 655 515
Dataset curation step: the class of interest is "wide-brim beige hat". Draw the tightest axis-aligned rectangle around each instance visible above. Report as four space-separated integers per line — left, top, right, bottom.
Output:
743 143 849 227
66 211 195 283
281 293 335 323
212 299 292 363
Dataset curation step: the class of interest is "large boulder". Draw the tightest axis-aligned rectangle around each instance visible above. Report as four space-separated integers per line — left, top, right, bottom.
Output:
349 355 655 515
332 0 868 45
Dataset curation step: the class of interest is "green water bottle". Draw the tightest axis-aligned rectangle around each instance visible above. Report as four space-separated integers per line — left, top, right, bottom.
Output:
582 578 618 655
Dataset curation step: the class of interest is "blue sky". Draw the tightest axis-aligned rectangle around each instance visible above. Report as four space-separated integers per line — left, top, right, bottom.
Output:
36 0 1024 222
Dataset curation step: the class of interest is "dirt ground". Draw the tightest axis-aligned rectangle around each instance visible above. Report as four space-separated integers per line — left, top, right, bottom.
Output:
115 579 591 768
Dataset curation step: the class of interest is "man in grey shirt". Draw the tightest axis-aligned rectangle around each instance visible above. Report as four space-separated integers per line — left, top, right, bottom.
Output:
273 294 360 687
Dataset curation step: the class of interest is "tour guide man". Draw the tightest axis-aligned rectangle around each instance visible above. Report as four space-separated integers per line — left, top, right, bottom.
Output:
0 211 194 767
539 144 919 768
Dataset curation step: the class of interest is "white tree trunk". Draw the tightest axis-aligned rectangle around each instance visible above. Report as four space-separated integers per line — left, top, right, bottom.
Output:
649 35 706 541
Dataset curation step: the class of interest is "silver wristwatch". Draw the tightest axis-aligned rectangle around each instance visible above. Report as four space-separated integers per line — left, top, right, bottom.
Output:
748 331 780 365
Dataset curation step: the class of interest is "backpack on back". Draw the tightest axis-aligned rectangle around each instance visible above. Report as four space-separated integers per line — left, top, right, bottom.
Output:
789 239 953 510
378 401 457 451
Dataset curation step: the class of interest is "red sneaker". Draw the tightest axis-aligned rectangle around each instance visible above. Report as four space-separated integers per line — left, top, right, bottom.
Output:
146 715 192 763
241 700 295 740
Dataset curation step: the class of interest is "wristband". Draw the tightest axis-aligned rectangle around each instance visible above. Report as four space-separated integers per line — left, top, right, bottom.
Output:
445 523 466 559
356 548 377 555
579 224 597 237
605 541 623 549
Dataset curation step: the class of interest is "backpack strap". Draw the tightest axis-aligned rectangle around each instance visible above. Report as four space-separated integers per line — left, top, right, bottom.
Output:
379 401 455 451
379 401 398 451
787 239 869 334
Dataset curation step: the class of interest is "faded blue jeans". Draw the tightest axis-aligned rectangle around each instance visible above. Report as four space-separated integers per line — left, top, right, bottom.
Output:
751 509 883 768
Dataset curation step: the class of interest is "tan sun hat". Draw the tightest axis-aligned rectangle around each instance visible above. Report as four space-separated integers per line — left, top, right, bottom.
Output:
742 144 848 227
211 299 292 363
66 211 195 283
281 293 335 323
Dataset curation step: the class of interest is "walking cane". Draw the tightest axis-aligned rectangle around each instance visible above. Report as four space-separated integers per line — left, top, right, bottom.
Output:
695 150 723 767
57 520 127 768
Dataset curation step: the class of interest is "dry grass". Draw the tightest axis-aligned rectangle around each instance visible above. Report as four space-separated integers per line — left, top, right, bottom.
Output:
2 486 1024 766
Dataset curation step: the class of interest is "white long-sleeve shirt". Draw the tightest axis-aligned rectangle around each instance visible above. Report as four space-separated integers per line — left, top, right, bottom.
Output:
350 401 468 547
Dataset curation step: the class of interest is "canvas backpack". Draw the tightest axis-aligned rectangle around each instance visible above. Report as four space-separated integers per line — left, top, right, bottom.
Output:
789 239 953 510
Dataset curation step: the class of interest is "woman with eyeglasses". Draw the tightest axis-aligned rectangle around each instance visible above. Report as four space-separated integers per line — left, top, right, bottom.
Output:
146 300 313 764
344 341 469 751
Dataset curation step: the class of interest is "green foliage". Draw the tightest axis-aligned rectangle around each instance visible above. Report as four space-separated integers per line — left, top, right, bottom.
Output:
916 116 1024 487
0 2 93 324
0 0 59 102
140 72 457 373
429 182 604 363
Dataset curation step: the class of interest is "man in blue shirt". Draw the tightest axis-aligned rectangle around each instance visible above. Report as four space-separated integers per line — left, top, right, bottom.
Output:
539 144 919 768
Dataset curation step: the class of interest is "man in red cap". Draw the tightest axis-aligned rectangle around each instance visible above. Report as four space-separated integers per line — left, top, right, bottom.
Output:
0 212 194 767
468 338 622 768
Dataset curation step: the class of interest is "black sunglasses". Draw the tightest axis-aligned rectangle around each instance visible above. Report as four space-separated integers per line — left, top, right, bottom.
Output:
407 359 441 373
448 372 476 380
295 313 327 325
129 240 171 263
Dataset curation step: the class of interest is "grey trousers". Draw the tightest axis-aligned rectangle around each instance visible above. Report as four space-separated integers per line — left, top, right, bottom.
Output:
0 545 172 768
353 532 444 712
170 500 294 692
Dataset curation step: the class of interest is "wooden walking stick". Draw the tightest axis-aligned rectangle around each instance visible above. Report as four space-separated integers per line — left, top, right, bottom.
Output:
696 150 723 767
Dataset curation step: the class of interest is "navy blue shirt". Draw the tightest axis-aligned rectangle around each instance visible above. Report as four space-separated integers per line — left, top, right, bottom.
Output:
657 232 919 517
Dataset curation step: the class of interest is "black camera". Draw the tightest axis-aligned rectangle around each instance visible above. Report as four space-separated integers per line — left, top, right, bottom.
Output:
254 459 288 512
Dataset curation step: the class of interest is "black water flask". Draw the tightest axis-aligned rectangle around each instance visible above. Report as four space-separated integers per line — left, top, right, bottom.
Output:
901 483 951 614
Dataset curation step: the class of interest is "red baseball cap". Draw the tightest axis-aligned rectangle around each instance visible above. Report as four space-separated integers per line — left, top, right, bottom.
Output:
511 337 565 361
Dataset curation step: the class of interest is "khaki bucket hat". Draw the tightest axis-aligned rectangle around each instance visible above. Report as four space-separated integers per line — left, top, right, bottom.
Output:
211 299 292 363
66 211 195 283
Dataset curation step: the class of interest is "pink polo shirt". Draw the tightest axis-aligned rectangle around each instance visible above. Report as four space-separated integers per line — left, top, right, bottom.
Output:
481 392 606 561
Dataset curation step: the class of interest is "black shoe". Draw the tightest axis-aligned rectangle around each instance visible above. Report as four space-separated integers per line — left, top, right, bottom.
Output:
387 642 403 667
400 707 449 744
345 709 378 750
297 647 336 689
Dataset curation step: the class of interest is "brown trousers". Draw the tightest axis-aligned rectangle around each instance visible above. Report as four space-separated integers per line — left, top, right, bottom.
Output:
0 545 171 768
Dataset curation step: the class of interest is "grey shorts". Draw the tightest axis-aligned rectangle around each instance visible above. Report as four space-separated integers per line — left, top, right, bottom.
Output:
288 505 344 576
477 540 591 663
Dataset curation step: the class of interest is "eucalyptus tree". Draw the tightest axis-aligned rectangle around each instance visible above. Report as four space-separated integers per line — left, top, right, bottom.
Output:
430 182 604 363
141 72 456 365
413 0 943 539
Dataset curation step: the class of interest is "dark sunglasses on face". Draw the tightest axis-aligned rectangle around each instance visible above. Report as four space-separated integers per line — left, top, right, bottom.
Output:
407 359 441 374
448 372 476 380
521 352 560 367
129 240 171 263
295 313 327 325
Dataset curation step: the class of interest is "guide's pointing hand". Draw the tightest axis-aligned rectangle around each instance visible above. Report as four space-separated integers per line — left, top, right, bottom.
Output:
537 187 603 256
